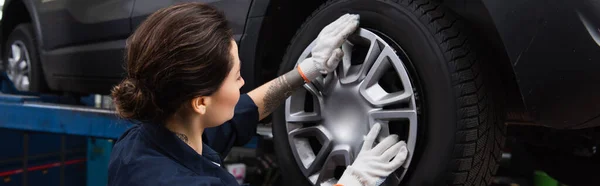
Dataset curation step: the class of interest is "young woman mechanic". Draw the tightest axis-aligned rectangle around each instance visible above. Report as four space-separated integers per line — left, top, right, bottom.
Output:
107 2 408 186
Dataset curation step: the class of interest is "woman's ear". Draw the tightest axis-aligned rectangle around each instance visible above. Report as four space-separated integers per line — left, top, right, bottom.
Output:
191 96 209 115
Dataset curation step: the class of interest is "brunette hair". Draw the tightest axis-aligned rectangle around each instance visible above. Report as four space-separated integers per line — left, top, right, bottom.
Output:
111 2 234 124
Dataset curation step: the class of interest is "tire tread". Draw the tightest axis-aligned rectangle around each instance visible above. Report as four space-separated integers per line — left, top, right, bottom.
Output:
401 0 506 185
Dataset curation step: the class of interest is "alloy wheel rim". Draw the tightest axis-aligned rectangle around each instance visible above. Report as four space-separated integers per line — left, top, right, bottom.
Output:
285 28 418 185
7 41 32 92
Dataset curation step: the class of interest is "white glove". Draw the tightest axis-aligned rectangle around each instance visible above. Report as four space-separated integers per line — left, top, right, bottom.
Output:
336 123 409 186
297 13 360 82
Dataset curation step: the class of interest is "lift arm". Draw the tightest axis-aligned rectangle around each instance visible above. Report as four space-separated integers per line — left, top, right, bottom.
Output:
0 93 133 139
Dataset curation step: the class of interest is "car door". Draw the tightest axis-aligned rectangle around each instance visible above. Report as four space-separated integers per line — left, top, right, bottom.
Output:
36 0 135 51
131 0 253 43
33 0 135 93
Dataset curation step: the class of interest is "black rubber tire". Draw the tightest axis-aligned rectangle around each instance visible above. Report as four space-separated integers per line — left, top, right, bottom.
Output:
272 0 506 185
3 23 48 93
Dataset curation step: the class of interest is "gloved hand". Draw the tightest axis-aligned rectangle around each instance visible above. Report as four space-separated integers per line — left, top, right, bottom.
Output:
297 13 360 83
336 123 409 186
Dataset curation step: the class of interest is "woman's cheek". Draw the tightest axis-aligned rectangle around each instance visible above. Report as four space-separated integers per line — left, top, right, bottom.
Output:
228 86 240 117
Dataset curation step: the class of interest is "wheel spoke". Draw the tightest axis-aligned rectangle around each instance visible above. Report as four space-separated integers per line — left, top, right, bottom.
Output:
304 82 323 99
314 70 336 95
362 40 384 74
308 173 320 185
307 142 333 175
20 76 30 91
12 58 30 92
287 111 321 123
13 74 27 91
355 38 384 83
313 76 326 92
338 30 384 84
14 75 22 89
8 58 18 70
14 59 29 78
289 126 334 176
362 86 412 107
367 108 416 137
10 44 22 62
338 41 356 83
8 49 20 74
360 45 414 107
286 88 323 123
316 145 352 185
370 108 417 121
305 77 333 105
18 59 28 71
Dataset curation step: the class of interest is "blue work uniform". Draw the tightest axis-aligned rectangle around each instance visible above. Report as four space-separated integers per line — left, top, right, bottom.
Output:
107 94 259 186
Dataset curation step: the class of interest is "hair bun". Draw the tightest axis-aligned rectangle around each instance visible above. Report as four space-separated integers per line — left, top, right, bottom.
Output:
111 78 160 122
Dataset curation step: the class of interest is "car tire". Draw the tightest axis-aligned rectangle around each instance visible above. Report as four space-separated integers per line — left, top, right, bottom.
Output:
3 23 48 93
272 0 506 185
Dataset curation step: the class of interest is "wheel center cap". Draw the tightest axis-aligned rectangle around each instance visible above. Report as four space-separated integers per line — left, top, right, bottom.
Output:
321 79 375 147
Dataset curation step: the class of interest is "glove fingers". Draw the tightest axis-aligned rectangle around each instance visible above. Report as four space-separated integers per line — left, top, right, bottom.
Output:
324 14 350 36
337 15 360 39
386 143 408 170
331 14 353 34
380 141 404 161
329 16 359 50
330 15 358 44
371 134 399 155
325 48 344 70
361 123 381 151
333 14 351 29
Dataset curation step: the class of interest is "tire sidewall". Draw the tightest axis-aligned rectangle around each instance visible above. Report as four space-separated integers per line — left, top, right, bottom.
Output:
4 24 46 93
273 0 458 185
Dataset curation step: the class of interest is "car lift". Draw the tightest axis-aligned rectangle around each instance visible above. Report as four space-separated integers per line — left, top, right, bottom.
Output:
0 75 134 186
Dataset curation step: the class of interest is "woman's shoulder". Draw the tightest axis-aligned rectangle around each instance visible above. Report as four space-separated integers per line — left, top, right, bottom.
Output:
110 124 167 157
108 141 225 186
109 124 165 166
109 166 225 186
107 125 233 186
111 124 145 152
108 125 197 185
108 154 213 186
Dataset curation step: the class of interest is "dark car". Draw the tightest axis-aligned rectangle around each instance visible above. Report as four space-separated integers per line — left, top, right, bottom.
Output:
1 0 599 185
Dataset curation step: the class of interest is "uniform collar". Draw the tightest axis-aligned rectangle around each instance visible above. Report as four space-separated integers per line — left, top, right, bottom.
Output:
139 123 224 174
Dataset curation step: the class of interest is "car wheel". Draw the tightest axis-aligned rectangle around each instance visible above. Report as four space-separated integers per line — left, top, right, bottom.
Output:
272 0 506 185
3 23 48 93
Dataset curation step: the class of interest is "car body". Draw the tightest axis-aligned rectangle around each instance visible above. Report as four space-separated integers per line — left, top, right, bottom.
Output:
1 0 599 185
